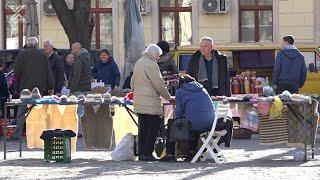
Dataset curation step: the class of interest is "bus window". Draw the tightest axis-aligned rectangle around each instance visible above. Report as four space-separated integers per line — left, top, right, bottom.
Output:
301 52 316 72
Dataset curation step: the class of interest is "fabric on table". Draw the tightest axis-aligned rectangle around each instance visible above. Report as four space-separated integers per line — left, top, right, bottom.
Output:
26 104 79 152
257 101 271 116
81 104 113 150
47 105 78 152
269 97 284 119
259 108 289 145
26 105 49 149
286 100 319 148
113 105 138 144
237 103 259 132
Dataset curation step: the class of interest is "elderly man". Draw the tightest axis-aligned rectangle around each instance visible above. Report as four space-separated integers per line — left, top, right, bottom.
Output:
43 40 65 95
187 37 231 96
69 42 92 93
11 37 54 139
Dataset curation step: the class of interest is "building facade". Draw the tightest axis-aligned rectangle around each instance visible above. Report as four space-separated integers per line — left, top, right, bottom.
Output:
1 0 320 71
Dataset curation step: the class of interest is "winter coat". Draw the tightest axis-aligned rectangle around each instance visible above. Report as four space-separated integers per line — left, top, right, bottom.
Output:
273 47 307 88
92 57 120 88
69 49 92 93
157 53 179 74
175 81 215 132
48 52 65 94
64 62 72 81
14 48 55 95
131 53 171 115
0 71 9 99
187 50 231 97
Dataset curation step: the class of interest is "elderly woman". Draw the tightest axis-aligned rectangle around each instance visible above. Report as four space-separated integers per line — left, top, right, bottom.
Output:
131 44 173 161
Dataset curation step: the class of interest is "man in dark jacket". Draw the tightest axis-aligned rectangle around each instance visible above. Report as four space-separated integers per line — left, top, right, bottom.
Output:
156 41 178 75
187 37 231 96
92 49 120 89
69 42 92 93
14 37 55 95
44 40 65 94
12 37 55 139
273 35 307 94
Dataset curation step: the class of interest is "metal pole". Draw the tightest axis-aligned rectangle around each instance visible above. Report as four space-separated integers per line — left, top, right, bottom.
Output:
3 103 7 160
304 103 307 161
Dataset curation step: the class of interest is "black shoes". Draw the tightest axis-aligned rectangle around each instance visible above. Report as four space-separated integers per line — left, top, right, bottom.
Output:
160 155 176 162
138 155 158 162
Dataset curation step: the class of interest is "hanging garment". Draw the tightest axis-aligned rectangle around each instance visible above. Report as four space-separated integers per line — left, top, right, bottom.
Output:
286 100 319 148
47 104 78 152
259 108 289 145
81 104 113 150
269 96 284 119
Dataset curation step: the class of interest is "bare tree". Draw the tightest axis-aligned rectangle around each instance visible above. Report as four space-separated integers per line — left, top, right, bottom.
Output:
51 0 94 50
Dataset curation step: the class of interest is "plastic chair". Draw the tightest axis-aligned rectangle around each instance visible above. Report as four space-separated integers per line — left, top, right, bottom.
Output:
191 103 230 164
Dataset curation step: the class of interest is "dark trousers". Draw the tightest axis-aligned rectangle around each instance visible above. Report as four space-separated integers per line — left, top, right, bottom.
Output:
206 88 219 96
138 114 161 157
12 105 28 138
166 119 199 156
275 84 299 95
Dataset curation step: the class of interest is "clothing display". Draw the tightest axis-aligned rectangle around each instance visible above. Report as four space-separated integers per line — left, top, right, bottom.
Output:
259 109 289 145
81 104 114 150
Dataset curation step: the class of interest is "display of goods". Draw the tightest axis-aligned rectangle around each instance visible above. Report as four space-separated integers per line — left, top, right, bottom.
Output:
231 71 269 95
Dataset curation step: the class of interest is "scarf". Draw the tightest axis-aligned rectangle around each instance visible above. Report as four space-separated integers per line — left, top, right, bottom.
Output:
198 52 219 88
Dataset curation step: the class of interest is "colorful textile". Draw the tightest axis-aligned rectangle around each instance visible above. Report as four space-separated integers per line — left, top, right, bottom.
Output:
259 109 289 145
269 97 284 119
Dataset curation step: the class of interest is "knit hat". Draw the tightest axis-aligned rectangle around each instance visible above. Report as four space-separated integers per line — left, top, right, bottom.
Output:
77 94 86 103
31 87 41 99
20 89 32 101
157 41 170 55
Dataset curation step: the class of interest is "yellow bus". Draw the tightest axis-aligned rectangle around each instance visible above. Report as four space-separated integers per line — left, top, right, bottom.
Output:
173 43 320 95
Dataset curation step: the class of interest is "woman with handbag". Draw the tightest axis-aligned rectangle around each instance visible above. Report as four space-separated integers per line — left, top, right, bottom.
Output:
131 44 173 161
161 75 215 162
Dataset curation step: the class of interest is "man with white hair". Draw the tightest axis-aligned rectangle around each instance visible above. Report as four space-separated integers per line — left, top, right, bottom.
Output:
131 44 173 161
187 37 231 96
11 37 54 139
44 40 65 95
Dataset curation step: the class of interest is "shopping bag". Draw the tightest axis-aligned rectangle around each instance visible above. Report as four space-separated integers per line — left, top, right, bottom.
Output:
111 133 137 161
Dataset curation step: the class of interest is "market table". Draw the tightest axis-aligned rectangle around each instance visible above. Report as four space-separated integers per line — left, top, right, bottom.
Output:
1 100 133 160
162 98 319 162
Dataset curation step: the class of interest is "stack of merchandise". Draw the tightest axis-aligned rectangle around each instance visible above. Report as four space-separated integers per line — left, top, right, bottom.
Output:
163 71 179 96
231 71 270 95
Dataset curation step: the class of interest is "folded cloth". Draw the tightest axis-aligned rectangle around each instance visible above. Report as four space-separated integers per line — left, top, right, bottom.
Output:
291 94 312 104
269 96 283 119
40 129 76 140
257 101 271 116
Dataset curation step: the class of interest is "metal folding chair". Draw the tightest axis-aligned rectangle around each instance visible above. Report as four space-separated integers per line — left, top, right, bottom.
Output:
191 104 230 164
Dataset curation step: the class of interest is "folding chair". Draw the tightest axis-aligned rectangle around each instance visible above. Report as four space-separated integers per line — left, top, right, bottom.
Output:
191 103 230 164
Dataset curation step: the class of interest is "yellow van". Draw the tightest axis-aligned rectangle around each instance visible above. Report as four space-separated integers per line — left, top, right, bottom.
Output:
173 43 320 95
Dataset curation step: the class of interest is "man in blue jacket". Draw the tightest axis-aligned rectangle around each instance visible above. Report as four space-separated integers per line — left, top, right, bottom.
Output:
92 49 120 89
273 35 307 94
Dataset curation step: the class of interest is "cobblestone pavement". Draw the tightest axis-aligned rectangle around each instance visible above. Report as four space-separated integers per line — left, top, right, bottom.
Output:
0 135 319 180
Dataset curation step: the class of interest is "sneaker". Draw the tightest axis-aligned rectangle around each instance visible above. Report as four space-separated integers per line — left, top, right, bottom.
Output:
138 155 158 162
160 155 176 162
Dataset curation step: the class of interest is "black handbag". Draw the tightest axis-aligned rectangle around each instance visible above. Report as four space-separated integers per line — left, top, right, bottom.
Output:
169 118 192 142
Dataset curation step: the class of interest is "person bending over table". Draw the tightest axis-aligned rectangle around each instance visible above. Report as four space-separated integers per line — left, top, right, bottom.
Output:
161 75 215 162
131 44 174 162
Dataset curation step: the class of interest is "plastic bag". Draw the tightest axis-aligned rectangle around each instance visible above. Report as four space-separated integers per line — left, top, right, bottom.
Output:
111 133 137 161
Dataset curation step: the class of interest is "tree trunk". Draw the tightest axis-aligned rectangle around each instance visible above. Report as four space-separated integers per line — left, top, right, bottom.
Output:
51 0 94 50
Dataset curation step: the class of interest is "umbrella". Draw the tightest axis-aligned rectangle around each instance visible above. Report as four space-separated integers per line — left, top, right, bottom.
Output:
122 0 145 86
24 0 39 41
